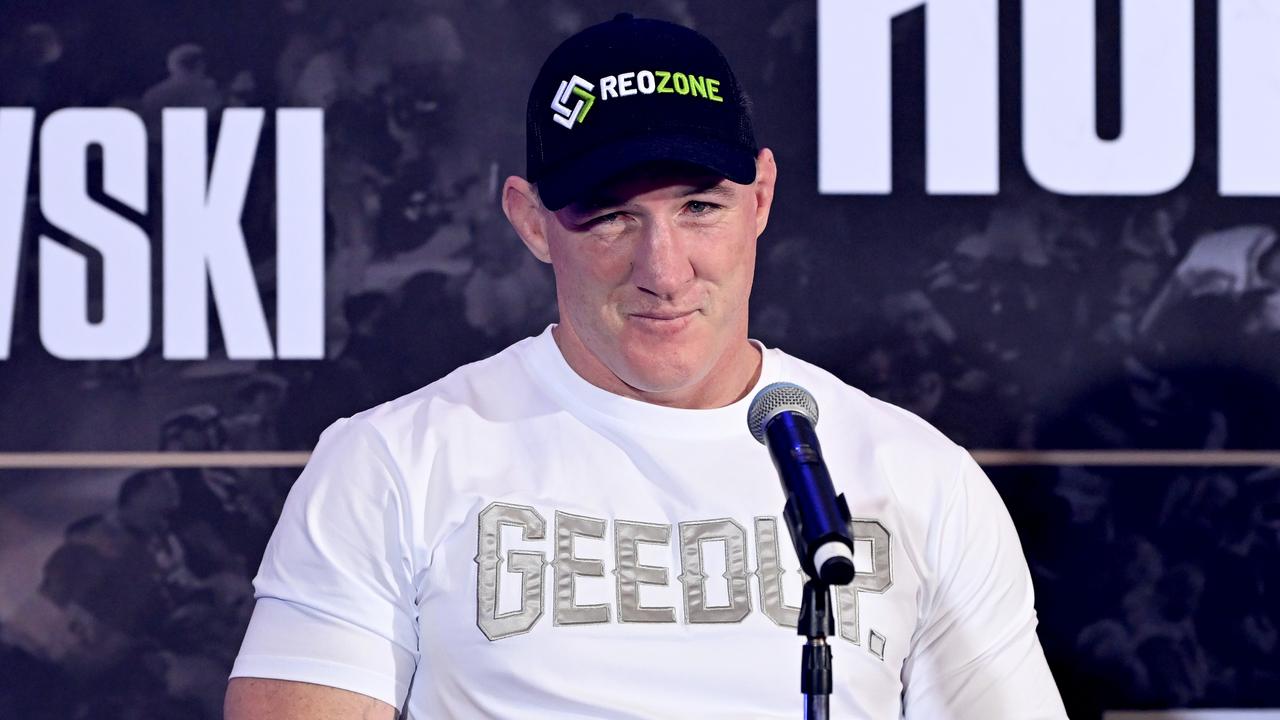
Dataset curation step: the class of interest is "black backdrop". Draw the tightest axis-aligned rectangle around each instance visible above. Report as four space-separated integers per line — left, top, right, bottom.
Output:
1 1 1278 718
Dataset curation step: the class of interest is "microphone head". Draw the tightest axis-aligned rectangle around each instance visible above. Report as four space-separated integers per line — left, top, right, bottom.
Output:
746 382 819 444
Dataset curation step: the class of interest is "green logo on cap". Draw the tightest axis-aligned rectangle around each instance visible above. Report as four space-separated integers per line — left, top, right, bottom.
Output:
551 75 596 128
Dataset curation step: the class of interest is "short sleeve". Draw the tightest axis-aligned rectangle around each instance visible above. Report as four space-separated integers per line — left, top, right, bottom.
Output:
230 418 420 709
901 450 1068 719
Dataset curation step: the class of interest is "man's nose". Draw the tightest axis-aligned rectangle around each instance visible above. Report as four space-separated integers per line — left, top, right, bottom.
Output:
631 219 694 299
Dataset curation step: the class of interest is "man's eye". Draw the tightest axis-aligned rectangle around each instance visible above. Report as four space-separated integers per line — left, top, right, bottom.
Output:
590 212 624 225
687 200 720 214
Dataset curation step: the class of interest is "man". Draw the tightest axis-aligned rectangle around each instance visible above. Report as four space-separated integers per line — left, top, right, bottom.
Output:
226 14 1067 719
140 44 223 137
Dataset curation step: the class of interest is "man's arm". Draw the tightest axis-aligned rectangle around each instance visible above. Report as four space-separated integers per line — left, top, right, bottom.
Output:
224 677 396 720
226 419 421 716
901 449 1068 719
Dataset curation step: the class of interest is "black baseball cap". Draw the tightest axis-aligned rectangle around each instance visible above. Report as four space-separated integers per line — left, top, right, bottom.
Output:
525 13 758 211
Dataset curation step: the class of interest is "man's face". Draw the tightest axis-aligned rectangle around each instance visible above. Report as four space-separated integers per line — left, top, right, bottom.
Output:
123 472 180 534
536 153 774 405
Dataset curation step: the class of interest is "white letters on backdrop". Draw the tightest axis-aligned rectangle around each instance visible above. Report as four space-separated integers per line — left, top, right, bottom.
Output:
0 107 324 361
1023 0 1194 195
1219 0 1280 196
274 109 325 359
0 109 34 360
164 109 274 360
39 109 151 360
818 0 998 195
819 0 1278 196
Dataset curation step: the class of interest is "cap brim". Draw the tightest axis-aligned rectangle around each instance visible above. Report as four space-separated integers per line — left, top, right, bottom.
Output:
535 133 757 211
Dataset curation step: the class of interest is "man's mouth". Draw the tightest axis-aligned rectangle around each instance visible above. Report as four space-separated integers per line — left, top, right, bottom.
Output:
631 309 697 321
628 309 699 332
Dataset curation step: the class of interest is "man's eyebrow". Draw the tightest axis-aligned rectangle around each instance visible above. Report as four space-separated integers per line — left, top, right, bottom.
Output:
567 192 626 214
568 178 735 213
680 180 735 199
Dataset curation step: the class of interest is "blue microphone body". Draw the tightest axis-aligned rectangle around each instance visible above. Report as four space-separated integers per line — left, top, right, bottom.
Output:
749 383 856 586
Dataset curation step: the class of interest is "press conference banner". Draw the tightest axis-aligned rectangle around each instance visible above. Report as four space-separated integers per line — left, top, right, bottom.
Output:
1 2 1279 719
1 0 1277 453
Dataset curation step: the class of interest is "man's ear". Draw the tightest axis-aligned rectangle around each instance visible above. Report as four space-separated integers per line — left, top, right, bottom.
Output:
502 176 552 264
752 148 778 238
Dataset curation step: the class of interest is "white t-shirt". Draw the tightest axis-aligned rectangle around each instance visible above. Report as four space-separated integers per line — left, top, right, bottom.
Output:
231 327 1067 719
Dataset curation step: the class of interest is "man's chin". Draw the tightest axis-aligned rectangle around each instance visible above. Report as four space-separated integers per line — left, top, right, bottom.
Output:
613 350 713 401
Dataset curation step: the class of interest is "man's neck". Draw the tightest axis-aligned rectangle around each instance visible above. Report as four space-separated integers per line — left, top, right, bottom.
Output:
551 324 762 410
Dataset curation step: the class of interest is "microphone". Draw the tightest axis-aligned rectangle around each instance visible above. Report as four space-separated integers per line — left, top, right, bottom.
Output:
747 382 856 586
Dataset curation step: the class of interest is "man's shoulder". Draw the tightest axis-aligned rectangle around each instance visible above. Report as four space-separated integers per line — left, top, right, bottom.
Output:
335 333 551 450
772 347 961 458
771 347 972 514
774 349 998 571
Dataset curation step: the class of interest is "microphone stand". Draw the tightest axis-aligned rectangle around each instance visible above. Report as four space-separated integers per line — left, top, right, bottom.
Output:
799 578 835 720
746 384 854 718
